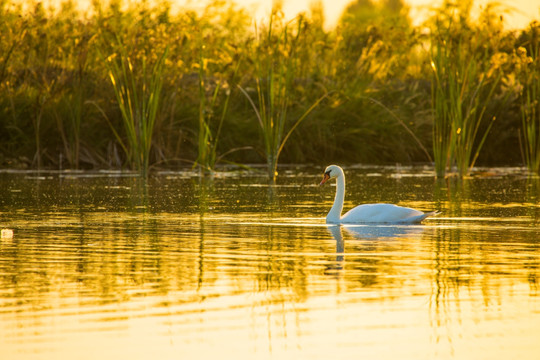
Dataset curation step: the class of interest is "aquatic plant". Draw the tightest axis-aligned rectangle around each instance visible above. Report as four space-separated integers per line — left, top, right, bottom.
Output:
0 0 536 172
518 23 540 174
195 43 241 173
238 9 329 181
103 38 168 176
429 1 504 178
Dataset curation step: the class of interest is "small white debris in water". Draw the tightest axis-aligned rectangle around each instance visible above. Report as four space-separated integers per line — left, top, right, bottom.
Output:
1 229 14 239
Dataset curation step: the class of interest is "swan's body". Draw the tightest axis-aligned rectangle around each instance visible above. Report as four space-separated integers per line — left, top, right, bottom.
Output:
320 165 438 224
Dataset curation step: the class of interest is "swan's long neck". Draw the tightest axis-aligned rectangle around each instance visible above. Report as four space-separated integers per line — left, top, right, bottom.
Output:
326 173 345 223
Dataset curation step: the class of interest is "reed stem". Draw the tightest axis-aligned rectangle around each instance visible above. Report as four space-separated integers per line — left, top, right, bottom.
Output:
104 39 168 176
239 11 328 182
430 3 502 177
519 25 540 174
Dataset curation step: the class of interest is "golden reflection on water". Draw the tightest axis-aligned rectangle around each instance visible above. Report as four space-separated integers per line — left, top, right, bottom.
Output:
0 168 539 359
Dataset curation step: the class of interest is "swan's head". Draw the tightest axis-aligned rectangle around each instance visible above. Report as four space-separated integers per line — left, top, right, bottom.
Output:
319 165 343 186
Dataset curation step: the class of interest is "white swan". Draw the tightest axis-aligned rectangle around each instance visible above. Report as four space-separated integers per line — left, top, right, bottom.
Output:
319 165 438 224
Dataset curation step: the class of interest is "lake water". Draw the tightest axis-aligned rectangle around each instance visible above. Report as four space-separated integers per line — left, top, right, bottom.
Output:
1 166 539 360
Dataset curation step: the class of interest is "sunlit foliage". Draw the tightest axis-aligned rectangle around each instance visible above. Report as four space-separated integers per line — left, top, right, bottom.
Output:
0 0 538 176
516 22 540 173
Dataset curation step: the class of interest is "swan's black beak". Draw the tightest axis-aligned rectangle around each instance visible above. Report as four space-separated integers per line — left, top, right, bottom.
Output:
319 172 330 186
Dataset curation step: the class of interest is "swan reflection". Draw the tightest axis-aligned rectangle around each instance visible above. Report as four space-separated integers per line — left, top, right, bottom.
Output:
324 225 345 275
325 224 426 275
327 223 425 244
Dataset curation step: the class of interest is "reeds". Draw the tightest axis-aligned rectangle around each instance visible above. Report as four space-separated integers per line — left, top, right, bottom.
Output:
430 2 503 178
0 0 536 171
104 39 168 176
518 24 540 174
238 11 328 181
195 43 240 173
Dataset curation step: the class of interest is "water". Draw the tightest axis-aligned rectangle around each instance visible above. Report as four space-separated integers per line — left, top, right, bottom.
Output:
1 166 539 360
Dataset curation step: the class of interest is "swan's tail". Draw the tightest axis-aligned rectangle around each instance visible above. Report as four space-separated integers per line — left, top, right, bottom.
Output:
402 210 440 224
418 210 440 223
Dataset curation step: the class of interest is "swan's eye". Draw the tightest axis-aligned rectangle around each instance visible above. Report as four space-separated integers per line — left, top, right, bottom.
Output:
325 170 331 176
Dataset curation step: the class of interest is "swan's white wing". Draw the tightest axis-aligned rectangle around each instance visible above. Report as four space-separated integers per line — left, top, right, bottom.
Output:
340 203 432 224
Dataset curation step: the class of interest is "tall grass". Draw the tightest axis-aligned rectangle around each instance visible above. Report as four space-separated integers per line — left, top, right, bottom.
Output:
0 0 536 171
56 34 94 169
239 11 329 181
104 39 168 176
430 1 504 178
518 24 540 174
195 43 240 173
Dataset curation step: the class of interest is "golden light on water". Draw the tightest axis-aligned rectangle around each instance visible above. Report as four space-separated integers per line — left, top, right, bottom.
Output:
2 216 539 359
1 169 540 359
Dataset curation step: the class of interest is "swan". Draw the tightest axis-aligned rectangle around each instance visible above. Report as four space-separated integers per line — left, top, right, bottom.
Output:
319 165 438 224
